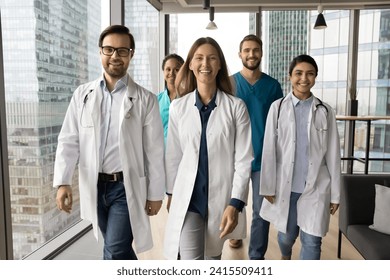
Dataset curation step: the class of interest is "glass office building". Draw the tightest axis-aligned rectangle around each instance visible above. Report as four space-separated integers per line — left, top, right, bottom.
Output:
0 0 101 259
264 10 309 94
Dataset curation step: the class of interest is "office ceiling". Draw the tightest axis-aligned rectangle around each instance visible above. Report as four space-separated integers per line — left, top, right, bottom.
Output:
152 0 390 13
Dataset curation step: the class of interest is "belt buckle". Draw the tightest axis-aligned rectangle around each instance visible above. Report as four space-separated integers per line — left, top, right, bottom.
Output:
110 173 118 182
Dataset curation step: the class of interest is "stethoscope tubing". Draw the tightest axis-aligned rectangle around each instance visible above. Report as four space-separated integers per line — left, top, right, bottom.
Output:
276 96 328 130
80 88 133 128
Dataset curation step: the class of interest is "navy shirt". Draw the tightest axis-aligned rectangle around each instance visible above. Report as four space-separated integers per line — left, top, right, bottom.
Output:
188 91 244 219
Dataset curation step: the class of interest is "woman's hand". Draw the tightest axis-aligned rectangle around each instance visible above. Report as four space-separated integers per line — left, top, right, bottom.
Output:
264 195 276 204
219 206 239 239
145 200 162 216
330 203 339 215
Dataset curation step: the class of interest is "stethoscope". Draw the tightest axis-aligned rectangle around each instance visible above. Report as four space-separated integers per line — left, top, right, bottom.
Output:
80 88 133 128
276 95 328 132
80 89 94 128
313 98 328 131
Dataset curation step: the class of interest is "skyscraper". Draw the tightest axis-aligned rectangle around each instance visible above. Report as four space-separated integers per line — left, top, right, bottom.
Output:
125 0 160 94
1 0 101 259
263 10 308 94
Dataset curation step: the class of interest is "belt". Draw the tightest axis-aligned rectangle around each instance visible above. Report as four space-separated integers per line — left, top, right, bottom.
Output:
98 171 123 182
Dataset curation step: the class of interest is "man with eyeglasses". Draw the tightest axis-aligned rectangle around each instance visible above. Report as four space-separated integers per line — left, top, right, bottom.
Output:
53 25 165 260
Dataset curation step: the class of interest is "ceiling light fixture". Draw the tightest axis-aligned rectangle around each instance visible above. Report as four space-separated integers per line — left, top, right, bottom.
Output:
314 4 327 29
203 0 210 10
206 6 218 30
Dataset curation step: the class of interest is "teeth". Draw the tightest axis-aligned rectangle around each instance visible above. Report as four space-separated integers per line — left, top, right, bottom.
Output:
200 70 211 73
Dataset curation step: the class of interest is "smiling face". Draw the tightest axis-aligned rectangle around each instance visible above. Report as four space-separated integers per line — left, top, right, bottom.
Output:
189 43 221 87
100 33 132 81
163 58 182 87
239 40 262 71
289 62 317 99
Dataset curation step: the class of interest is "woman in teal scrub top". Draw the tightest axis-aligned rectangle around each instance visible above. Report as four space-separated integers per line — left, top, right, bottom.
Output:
157 53 184 144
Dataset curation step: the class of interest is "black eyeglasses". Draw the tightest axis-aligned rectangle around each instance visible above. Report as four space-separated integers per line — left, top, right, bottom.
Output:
101 46 132 57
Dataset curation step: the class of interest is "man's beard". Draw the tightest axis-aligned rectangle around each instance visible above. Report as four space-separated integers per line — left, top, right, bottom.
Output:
242 59 260 71
104 65 127 79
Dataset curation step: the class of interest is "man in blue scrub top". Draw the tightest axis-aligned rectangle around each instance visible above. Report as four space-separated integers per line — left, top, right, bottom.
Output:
230 34 283 260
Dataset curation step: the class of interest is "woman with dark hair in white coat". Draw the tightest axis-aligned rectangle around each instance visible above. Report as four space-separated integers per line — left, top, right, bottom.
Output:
163 37 253 260
259 54 341 260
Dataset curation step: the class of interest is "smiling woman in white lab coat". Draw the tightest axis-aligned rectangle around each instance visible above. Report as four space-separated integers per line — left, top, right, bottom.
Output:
163 37 253 260
259 54 341 260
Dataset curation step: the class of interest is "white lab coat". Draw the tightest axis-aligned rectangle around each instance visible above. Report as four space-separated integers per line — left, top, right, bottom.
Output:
260 92 341 237
53 74 165 253
163 90 253 259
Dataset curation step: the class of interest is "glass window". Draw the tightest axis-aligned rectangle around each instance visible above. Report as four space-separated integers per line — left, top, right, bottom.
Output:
324 11 341 48
357 9 390 172
175 13 253 77
357 51 373 80
323 54 339 81
0 0 102 259
168 12 254 95
310 10 349 111
125 0 159 94
359 10 375 44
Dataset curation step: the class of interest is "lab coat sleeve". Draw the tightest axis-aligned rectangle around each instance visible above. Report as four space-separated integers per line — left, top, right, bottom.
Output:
325 107 341 204
143 93 166 201
231 100 253 204
53 90 80 188
259 101 279 196
165 100 182 195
